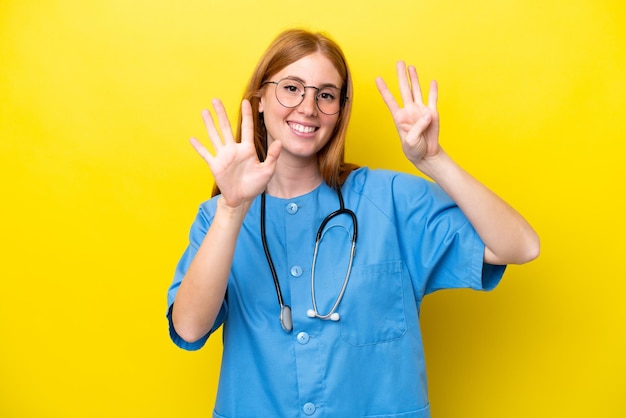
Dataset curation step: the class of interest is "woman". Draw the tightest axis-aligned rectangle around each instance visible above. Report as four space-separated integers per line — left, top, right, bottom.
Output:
167 28 539 417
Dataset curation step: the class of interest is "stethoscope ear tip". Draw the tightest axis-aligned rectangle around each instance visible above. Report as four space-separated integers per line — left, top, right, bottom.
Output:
306 309 341 321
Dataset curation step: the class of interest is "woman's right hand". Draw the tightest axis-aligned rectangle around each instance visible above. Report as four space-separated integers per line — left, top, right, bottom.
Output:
190 98 282 209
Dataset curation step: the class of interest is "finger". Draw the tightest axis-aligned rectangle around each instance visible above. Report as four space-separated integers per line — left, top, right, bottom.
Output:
263 139 282 167
375 76 400 114
407 65 424 105
189 137 215 165
212 98 235 144
405 113 433 146
240 99 254 145
396 61 414 105
428 80 438 110
201 108 224 150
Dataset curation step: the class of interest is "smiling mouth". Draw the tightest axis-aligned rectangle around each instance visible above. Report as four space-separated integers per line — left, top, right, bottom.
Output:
288 122 318 134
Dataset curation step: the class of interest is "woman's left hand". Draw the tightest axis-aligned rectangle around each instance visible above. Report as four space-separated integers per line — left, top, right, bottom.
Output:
376 61 440 167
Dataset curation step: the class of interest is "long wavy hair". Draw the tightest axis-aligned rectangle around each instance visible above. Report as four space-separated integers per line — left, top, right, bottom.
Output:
211 29 359 197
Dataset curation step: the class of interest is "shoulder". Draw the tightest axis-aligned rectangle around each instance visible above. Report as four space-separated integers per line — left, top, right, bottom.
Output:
343 167 458 223
189 195 221 230
344 167 437 201
198 195 220 215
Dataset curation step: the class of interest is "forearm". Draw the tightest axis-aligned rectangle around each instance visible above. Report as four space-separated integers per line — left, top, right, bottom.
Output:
416 150 540 265
172 197 250 342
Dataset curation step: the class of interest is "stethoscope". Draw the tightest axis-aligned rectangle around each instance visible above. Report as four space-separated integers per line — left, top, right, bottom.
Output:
260 188 358 333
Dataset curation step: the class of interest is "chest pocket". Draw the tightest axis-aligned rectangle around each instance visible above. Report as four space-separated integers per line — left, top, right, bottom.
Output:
339 260 407 346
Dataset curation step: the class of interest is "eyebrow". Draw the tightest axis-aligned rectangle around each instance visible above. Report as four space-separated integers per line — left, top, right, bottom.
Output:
284 76 341 90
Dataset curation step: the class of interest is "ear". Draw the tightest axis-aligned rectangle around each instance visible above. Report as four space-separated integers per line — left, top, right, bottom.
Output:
258 96 264 113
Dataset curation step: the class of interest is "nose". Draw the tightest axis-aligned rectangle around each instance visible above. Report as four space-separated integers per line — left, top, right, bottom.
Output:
297 87 318 115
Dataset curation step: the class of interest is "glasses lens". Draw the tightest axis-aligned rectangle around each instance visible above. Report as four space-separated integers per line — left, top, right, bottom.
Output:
316 87 341 115
276 79 305 108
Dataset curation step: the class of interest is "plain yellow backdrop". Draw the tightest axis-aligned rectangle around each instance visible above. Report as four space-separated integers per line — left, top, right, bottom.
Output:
1 0 625 417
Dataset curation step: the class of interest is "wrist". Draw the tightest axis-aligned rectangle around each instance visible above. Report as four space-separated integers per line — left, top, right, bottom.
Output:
216 196 252 219
413 149 454 181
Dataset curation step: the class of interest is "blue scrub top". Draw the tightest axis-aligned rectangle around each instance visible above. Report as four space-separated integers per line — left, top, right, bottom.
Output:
167 167 506 418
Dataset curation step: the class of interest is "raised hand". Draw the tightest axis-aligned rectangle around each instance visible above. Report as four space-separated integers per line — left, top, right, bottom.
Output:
376 61 440 167
190 98 281 208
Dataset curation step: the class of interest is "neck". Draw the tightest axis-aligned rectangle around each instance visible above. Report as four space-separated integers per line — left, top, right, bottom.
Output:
266 159 323 199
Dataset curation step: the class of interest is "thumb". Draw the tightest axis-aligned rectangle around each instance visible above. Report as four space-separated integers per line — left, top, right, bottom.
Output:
264 140 282 165
404 114 431 146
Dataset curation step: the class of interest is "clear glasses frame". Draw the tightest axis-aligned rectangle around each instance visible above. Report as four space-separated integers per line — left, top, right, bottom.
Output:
262 78 347 115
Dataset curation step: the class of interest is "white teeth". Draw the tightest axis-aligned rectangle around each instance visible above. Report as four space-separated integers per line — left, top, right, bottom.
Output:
290 122 316 134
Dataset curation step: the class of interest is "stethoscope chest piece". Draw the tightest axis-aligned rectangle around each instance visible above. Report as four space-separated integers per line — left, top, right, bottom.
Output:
280 304 293 332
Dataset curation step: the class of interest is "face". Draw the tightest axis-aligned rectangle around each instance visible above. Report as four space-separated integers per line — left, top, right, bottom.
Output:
259 52 343 164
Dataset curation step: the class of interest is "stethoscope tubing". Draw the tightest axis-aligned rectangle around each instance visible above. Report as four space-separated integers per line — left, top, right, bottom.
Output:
260 192 284 307
309 239 356 320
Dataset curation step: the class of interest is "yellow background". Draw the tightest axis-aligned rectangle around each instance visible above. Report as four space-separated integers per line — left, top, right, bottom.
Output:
1 0 624 417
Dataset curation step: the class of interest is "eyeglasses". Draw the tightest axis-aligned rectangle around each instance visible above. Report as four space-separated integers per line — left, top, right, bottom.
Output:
262 78 346 115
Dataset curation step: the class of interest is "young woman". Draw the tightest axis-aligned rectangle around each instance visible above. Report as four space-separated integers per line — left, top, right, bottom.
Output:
167 28 539 417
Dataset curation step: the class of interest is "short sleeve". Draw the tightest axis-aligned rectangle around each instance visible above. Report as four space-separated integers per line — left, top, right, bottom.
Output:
166 200 227 351
388 172 506 298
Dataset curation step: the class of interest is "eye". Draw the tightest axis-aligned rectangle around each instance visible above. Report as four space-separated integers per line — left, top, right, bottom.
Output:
280 81 304 95
317 89 337 102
